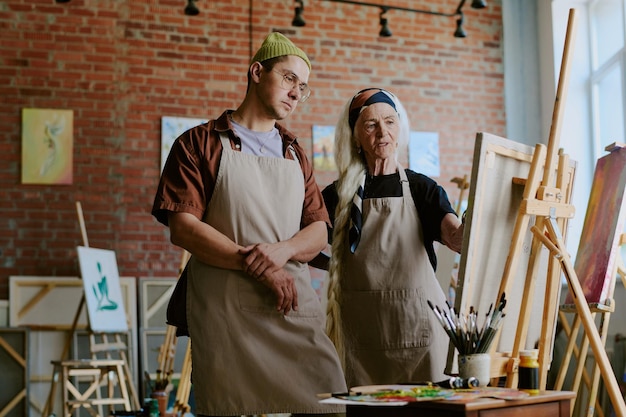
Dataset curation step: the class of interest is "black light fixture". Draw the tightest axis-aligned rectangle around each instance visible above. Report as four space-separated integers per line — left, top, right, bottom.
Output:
184 0 200 16
292 0 306 27
454 13 467 38
379 7 392 37
471 0 487 9
290 0 486 38
55 0 71 3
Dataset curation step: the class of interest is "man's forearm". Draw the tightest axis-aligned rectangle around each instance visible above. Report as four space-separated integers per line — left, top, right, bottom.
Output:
168 211 246 270
284 221 328 263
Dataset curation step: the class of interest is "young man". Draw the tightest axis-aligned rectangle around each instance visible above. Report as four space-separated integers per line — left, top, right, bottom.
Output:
152 32 346 416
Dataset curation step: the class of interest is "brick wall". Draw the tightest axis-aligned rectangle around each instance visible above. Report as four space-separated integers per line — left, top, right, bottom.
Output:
0 0 505 300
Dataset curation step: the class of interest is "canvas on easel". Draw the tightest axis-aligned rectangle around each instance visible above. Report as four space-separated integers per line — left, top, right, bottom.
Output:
553 143 626 416
42 203 140 417
446 14 626 415
563 144 626 309
77 246 128 333
448 8 583 390
448 131 576 377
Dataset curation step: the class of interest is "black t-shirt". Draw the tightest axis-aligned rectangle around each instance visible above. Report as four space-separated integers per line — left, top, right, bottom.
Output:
322 169 457 271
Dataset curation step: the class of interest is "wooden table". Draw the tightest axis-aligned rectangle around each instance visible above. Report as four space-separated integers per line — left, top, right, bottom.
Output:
346 390 576 417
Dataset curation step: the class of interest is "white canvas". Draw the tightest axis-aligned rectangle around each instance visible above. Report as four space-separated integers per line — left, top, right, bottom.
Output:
77 246 128 332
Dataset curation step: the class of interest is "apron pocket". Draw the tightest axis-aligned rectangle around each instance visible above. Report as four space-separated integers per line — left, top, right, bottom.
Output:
237 264 320 318
342 288 431 349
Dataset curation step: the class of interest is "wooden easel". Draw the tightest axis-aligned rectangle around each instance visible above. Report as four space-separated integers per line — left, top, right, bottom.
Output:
155 250 192 415
531 209 626 416
472 11 625 417
552 144 626 417
451 174 470 214
42 202 140 417
474 8 578 389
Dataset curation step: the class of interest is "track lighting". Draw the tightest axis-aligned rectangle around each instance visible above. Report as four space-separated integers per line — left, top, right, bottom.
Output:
454 13 467 38
184 0 200 16
292 0 306 27
471 0 487 9
290 0 486 38
379 8 392 37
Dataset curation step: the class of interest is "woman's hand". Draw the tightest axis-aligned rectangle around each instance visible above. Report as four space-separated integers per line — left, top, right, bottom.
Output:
441 212 464 254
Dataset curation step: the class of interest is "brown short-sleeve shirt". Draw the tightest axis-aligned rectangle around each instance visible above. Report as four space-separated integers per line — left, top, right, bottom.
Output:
151 110 330 230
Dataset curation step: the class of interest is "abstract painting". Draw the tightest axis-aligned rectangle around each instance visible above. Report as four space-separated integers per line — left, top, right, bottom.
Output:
565 145 626 307
21 108 73 184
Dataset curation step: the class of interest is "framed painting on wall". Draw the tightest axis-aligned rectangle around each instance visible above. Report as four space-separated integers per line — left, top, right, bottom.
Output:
161 116 208 173
312 125 336 172
409 131 440 178
21 108 73 185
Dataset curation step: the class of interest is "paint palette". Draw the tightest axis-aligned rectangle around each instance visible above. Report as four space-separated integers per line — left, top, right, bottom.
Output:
343 384 456 403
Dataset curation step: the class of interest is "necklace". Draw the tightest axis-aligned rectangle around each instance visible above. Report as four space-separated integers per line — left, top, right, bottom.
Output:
255 132 272 154
230 112 274 155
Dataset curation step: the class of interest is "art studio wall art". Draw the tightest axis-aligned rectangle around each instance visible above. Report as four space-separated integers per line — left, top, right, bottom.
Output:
312 125 336 172
21 108 73 185
409 131 440 178
161 116 208 173
77 246 128 332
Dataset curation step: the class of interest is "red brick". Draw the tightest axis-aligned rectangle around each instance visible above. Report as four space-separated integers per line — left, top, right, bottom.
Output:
0 0 504 299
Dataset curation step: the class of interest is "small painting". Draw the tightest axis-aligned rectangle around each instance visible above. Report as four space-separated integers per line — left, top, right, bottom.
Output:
313 125 336 171
77 246 128 332
409 131 440 178
161 116 208 172
21 108 73 184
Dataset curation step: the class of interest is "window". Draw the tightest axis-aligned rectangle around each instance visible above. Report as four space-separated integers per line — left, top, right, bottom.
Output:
589 0 626 157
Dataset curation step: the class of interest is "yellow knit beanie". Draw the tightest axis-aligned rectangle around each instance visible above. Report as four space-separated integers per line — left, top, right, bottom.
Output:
250 32 311 70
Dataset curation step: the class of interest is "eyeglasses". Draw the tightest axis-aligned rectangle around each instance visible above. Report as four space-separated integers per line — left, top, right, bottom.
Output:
272 69 311 103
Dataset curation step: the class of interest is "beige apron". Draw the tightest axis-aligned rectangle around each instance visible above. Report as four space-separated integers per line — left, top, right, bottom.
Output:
187 134 346 416
341 168 449 387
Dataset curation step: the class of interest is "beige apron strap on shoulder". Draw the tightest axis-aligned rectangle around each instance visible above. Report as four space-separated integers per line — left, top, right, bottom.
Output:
398 166 408 181
287 145 299 163
398 166 411 194
218 131 231 149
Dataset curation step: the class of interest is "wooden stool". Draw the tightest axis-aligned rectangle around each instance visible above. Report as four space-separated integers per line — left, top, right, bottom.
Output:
51 359 132 417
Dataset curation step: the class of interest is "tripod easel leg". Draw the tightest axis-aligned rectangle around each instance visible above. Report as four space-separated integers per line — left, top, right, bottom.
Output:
544 217 626 417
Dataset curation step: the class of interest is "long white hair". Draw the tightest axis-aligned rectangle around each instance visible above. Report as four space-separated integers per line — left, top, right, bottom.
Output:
325 89 410 367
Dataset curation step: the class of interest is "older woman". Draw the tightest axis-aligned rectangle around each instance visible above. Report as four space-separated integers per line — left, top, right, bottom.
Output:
322 88 464 387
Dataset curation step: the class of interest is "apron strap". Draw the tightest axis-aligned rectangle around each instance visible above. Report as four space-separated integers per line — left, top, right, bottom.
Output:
288 145 299 163
398 166 410 196
219 130 299 163
218 131 231 150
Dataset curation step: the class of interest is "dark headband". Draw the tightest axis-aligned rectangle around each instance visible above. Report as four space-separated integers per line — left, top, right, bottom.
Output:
348 88 397 132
